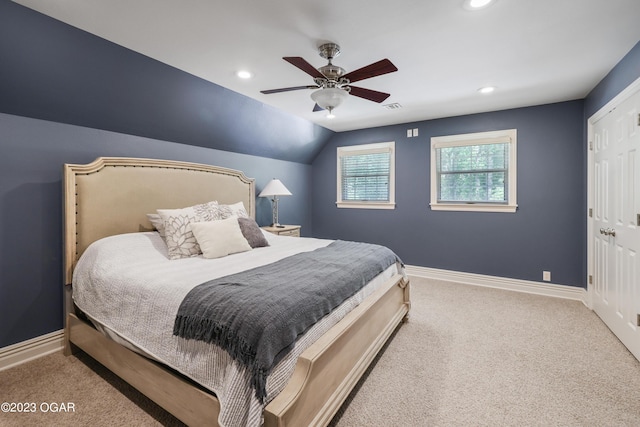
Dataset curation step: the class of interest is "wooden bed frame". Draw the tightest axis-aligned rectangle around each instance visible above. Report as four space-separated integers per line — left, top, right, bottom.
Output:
63 157 410 426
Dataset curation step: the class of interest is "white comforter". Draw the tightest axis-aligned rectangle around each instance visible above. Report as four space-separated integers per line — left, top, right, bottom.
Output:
72 231 399 427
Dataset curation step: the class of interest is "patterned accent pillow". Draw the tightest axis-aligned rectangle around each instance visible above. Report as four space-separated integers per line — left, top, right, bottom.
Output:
215 201 250 219
157 201 221 260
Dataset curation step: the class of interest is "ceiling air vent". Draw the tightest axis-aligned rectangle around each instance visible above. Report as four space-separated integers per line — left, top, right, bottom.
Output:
383 103 402 110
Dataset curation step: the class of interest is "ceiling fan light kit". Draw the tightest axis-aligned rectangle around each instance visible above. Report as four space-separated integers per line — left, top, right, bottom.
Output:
311 87 349 111
261 42 398 116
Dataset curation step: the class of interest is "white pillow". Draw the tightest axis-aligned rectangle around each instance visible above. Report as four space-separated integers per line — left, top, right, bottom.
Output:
157 200 220 260
190 217 252 259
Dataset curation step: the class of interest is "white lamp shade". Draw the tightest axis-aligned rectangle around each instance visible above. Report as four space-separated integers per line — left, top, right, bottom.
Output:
310 88 349 110
259 179 292 197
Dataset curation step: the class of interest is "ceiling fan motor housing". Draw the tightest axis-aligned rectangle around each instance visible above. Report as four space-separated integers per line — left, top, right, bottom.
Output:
318 64 346 80
317 43 347 87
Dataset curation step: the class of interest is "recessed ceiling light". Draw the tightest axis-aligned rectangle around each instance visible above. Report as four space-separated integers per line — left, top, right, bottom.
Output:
236 70 252 79
478 86 496 94
463 0 495 10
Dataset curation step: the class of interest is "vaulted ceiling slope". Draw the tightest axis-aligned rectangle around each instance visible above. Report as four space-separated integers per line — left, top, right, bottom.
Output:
13 0 640 132
0 2 333 164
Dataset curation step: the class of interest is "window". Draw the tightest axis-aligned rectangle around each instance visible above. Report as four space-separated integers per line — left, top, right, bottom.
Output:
337 141 395 209
430 129 517 212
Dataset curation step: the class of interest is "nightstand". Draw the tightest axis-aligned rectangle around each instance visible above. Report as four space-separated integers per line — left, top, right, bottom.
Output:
261 225 301 237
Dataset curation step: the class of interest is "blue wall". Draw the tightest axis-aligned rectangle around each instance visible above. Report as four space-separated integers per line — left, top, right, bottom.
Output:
0 113 313 348
0 1 324 348
310 39 640 289
312 101 586 287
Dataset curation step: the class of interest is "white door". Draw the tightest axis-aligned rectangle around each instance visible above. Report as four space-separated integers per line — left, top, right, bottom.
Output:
591 83 640 361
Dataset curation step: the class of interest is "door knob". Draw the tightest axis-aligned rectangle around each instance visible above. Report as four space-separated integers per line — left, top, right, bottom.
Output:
608 228 616 237
600 228 616 236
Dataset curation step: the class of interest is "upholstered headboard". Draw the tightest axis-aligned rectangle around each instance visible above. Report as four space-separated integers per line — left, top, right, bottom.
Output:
63 157 255 285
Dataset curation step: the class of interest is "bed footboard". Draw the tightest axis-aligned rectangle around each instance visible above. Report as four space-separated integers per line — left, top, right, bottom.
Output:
65 313 220 426
264 274 410 427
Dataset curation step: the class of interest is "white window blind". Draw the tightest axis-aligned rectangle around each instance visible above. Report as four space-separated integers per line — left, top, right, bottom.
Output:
337 142 395 209
341 152 390 201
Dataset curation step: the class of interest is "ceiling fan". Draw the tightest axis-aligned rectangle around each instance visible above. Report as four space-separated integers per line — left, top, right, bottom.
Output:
260 43 398 117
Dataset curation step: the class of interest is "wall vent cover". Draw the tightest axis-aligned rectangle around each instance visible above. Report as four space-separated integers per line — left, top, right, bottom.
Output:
383 103 403 110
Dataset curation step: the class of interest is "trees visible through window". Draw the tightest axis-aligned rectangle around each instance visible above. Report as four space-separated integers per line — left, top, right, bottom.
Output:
431 130 517 212
437 143 508 202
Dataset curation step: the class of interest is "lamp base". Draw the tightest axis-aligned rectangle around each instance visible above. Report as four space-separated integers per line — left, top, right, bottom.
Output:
271 197 286 229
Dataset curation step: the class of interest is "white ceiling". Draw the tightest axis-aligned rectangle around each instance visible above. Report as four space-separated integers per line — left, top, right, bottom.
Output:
14 0 640 132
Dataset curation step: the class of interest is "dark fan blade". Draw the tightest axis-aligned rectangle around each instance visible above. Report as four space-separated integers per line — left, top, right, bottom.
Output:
312 103 324 112
348 86 391 103
261 85 318 94
342 59 398 83
283 57 325 79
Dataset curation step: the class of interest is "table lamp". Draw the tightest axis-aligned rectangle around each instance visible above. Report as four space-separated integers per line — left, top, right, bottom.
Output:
258 178 292 227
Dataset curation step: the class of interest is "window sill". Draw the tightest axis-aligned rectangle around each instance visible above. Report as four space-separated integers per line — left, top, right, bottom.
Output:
430 203 517 213
336 202 396 210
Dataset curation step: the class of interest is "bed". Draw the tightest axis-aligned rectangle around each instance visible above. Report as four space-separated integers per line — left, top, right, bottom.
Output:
63 157 411 426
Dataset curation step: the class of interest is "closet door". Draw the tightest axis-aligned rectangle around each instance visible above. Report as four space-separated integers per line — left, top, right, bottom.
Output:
591 84 640 361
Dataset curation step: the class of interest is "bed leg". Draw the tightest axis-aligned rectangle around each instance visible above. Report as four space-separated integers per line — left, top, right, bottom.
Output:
400 277 411 323
63 314 79 356
63 286 78 356
63 340 79 357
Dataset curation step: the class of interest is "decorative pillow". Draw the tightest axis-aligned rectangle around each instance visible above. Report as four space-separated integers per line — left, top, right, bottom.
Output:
237 217 270 248
215 201 250 219
157 201 221 259
190 217 252 259
146 213 166 238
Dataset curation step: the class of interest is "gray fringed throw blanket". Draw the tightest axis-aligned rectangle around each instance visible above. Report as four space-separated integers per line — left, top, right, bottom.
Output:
173 240 401 402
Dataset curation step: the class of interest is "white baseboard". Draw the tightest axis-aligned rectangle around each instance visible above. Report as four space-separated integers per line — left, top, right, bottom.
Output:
0 330 64 372
406 265 589 307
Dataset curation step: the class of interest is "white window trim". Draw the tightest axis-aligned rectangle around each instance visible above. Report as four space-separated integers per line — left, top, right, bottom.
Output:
336 141 396 210
430 129 517 213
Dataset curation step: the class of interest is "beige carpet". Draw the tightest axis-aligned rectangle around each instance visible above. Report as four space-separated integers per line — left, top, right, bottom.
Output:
2 277 639 427
331 277 640 426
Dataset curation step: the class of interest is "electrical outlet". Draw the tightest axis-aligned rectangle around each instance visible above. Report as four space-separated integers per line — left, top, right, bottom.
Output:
543 271 551 282
407 129 412 138
413 128 419 137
